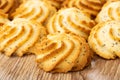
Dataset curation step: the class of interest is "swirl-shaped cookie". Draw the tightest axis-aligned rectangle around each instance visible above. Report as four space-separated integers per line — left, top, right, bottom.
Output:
11 0 56 24
95 1 120 23
31 33 91 72
47 8 95 39
0 18 47 56
62 0 106 18
88 21 120 59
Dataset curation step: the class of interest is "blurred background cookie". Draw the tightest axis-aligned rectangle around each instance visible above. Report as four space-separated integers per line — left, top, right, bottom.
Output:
11 0 57 25
62 0 106 19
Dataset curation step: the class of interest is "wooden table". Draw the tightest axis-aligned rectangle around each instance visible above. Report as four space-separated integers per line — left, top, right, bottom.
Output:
0 54 120 80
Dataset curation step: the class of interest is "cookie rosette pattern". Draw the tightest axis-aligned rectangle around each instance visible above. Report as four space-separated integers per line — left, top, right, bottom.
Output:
31 33 91 72
62 0 106 18
0 18 47 56
88 21 120 59
11 0 56 24
47 8 95 39
95 1 120 23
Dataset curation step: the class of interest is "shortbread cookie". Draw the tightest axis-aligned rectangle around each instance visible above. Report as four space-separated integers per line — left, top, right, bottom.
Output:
11 0 56 24
47 8 95 39
31 33 91 72
62 0 106 18
95 1 120 23
88 21 120 59
0 18 47 56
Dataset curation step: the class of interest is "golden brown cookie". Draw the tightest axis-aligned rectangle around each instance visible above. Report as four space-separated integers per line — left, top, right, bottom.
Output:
95 1 120 23
62 0 106 18
88 20 120 59
0 18 47 56
47 8 95 39
11 0 56 24
31 33 91 72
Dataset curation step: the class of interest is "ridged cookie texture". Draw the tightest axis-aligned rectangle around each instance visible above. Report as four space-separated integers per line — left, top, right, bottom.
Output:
11 0 56 24
0 18 47 56
0 0 14 13
0 0 20 14
95 1 120 23
32 33 91 72
0 10 9 25
42 0 61 9
62 0 106 18
88 21 120 59
47 8 95 39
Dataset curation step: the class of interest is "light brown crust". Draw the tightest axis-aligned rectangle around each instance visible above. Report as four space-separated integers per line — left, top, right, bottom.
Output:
88 21 120 59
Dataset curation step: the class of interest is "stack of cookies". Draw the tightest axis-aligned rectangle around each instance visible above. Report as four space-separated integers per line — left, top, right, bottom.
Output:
89 0 120 59
0 0 120 73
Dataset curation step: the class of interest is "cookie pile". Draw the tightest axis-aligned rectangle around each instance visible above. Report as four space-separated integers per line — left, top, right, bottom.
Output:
0 0 120 72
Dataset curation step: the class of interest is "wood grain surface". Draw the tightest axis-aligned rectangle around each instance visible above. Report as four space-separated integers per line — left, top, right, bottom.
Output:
0 54 120 80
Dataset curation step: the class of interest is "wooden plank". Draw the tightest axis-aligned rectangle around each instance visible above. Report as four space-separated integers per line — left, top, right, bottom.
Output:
0 54 120 80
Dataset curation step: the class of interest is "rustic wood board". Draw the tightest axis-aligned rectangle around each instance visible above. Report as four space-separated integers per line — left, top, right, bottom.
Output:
0 54 120 80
